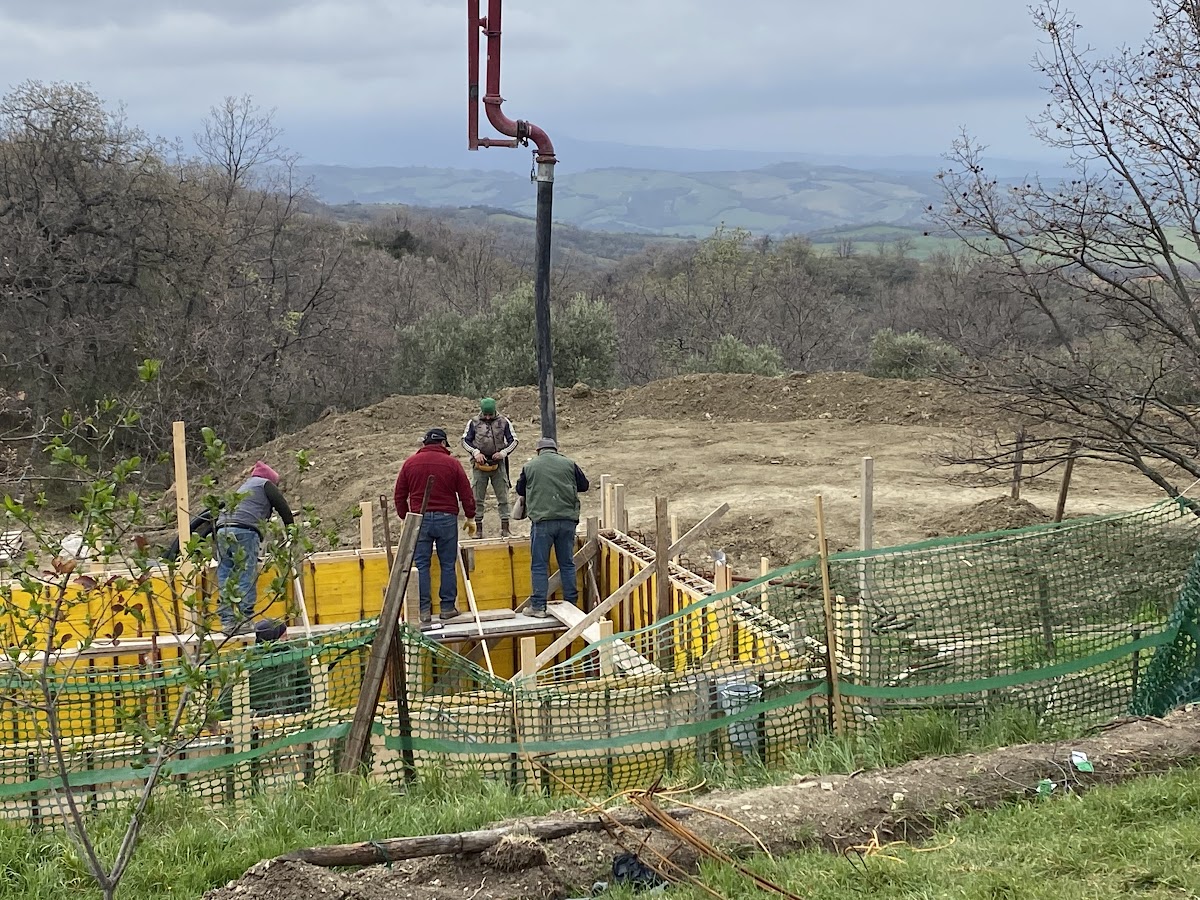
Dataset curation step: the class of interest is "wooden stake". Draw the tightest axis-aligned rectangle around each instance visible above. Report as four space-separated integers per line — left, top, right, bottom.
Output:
526 503 730 672
654 497 674 670
337 506 425 774
359 501 374 550
599 474 612 527
1053 441 1079 523
613 484 626 534
815 494 846 737
1011 428 1026 500
172 421 190 550
759 556 770 614
670 514 680 563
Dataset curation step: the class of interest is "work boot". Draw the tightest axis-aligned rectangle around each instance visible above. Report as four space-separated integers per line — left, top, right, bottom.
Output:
500 518 511 538
419 610 432 625
439 607 461 620
527 606 548 619
474 518 484 539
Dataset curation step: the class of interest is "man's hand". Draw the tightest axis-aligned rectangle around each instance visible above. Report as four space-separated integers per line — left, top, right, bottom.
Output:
490 452 503 462
473 450 486 464
462 518 477 537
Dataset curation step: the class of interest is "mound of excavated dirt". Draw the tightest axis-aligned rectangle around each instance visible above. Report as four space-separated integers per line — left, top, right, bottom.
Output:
925 496 1051 538
204 709 1200 900
205 373 999 550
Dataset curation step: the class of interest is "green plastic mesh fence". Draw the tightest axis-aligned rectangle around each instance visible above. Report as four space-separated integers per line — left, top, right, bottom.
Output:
2 498 1199 822
1130 543 1200 715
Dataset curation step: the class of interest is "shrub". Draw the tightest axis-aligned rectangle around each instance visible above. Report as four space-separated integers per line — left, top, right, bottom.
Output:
867 328 961 379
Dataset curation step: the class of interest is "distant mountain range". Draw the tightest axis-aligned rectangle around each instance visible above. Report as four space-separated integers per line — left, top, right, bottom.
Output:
296 137 1067 237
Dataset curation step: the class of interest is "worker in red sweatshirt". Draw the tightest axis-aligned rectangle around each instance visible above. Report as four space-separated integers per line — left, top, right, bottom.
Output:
394 428 477 624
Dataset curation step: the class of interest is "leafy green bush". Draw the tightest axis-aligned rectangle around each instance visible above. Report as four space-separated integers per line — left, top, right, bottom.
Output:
867 328 961 379
675 334 784 377
391 285 618 396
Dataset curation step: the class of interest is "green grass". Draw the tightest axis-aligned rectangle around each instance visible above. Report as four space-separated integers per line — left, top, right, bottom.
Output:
0 773 566 900
610 766 1200 899
0 710 1164 899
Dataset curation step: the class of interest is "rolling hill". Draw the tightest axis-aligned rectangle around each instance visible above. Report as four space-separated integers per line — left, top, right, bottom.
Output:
300 160 946 237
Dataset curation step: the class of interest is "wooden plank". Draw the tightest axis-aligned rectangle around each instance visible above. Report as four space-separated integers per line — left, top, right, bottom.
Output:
544 602 657 677
456 550 494 677
514 538 597 612
526 503 729 672
359 501 374 550
337 510 423 773
422 617 563 644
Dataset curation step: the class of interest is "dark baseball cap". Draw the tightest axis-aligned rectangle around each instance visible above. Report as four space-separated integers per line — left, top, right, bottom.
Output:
423 427 449 445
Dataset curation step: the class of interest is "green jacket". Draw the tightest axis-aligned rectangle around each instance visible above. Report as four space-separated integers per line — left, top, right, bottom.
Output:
516 451 590 523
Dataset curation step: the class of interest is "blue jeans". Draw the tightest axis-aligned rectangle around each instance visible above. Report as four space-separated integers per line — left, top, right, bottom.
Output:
216 527 261 629
413 512 459 615
530 518 579 610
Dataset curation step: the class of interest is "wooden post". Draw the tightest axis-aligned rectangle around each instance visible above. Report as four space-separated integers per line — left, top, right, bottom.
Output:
171 421 196 634
520 636 538 680
337 510 424 774
599 475 612 528
859 456 874 600
759 556 770 615
1054 441 1079 523
172 421 190 549
359 501 374 550
597 619 615 676
654 497 674 670
670 514 680 563
815 495 846 737
1011 428 1026 500
613 484 626 534
379 495 394 569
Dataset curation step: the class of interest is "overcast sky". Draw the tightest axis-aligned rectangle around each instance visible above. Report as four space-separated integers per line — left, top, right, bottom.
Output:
0 0 1154 171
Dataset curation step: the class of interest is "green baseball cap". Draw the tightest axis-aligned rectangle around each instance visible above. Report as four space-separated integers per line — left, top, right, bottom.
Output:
480 397 497 415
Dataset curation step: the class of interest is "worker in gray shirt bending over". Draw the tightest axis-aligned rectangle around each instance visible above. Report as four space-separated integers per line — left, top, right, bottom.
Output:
214 460 294 633
515 438 589 618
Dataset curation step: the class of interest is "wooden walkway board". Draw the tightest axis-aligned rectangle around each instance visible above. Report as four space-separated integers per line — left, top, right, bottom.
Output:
544 602 660 677
419 613 565 644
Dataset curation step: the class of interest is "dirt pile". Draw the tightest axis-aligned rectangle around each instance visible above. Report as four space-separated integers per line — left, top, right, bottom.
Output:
925 496 1051 538
205 709 1200 900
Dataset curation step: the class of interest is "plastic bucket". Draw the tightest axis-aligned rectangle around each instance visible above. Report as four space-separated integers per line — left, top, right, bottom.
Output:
717 682 762 755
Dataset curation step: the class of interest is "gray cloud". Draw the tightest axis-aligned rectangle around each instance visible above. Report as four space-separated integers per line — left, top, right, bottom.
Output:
0 0 1158 164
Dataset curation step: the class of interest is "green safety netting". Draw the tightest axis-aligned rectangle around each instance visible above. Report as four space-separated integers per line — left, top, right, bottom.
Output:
2 498 1199 822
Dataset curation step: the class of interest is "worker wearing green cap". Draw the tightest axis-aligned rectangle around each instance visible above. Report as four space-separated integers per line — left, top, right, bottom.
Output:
461 397 519 537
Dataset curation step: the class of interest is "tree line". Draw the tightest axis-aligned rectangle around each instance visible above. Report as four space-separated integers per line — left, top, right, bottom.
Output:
7 0 1200 509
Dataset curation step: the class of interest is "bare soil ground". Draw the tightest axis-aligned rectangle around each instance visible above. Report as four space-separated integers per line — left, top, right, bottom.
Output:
228 373 1161 570
204 708 1200 900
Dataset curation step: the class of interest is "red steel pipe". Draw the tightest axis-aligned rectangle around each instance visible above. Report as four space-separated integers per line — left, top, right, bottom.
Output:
467 0 556 162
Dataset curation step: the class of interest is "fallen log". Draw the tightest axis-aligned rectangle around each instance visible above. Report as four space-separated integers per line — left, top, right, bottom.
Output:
278 806 695 868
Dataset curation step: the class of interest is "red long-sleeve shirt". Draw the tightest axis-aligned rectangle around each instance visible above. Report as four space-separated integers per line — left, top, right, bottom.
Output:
393 444 477 520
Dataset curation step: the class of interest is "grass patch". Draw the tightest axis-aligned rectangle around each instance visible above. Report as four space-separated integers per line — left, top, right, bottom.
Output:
0 772 566 900
0 709 1158 899
617 765 1200 899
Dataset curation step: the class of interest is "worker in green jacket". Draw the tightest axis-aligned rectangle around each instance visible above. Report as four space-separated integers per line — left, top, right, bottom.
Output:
515 437 590 618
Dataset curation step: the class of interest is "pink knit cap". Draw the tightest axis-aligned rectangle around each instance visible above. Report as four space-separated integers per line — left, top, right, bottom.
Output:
250 461 280 484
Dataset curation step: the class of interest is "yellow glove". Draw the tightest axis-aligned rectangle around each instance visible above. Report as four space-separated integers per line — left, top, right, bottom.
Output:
462 518 477 537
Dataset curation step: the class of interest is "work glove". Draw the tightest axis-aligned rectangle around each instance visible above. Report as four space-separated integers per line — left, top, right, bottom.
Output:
462 518 477 537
